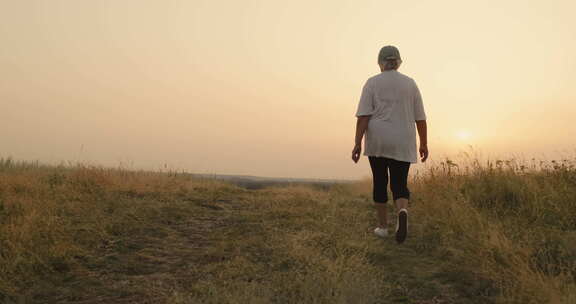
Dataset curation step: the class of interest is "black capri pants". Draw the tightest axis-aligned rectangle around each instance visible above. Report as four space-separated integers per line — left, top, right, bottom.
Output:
368 156 411 203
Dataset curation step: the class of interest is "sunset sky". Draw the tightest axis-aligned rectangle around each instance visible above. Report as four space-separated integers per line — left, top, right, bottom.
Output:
2 0 575 179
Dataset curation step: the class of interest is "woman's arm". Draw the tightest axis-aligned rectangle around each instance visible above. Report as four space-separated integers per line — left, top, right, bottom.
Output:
416 120 428 162
355 116 371 146
352 115 371 163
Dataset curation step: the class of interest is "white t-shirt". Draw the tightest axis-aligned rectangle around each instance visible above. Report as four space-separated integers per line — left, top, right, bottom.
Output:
355 70 426 163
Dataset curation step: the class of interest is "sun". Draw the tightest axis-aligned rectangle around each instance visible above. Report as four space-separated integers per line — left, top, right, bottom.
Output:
456 129 472 141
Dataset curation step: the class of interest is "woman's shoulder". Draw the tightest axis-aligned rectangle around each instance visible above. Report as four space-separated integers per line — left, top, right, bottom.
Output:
395 71 416 83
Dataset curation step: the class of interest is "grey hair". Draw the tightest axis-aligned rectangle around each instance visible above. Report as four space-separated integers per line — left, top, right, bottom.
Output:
380 59 402 70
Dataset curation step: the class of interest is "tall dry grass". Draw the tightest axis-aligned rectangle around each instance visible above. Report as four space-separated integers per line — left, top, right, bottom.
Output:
0 158 237 302
0 155 575 303
404 156 576 303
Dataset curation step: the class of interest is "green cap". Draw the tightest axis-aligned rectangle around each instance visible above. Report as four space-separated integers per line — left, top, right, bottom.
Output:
378 45 401 63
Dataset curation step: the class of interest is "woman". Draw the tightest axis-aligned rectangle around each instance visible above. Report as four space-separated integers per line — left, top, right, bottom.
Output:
352 45 428 244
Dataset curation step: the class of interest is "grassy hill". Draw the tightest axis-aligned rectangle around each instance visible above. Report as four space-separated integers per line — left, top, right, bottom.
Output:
0 157 575 303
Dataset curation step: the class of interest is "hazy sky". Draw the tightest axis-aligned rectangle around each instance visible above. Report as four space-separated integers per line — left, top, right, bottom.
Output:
1 0 575 179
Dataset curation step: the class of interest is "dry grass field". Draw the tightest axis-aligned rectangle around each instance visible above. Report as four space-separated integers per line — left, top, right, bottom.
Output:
0 157 575 303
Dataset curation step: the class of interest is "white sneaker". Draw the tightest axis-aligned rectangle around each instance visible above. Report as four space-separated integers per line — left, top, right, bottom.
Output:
395 209 408 244
374 227 389 238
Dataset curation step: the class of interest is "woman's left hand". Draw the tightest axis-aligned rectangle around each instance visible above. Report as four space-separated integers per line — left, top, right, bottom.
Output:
352 144 362 163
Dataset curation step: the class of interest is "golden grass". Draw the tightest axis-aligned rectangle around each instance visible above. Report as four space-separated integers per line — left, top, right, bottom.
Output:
408 156 576 303
0 156 574 303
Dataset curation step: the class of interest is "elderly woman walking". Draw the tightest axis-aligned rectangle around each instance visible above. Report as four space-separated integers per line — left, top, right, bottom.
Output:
352 45 428 244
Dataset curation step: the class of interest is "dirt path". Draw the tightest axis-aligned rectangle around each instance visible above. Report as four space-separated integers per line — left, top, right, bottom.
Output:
22 189 488 304
368 235 489 304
